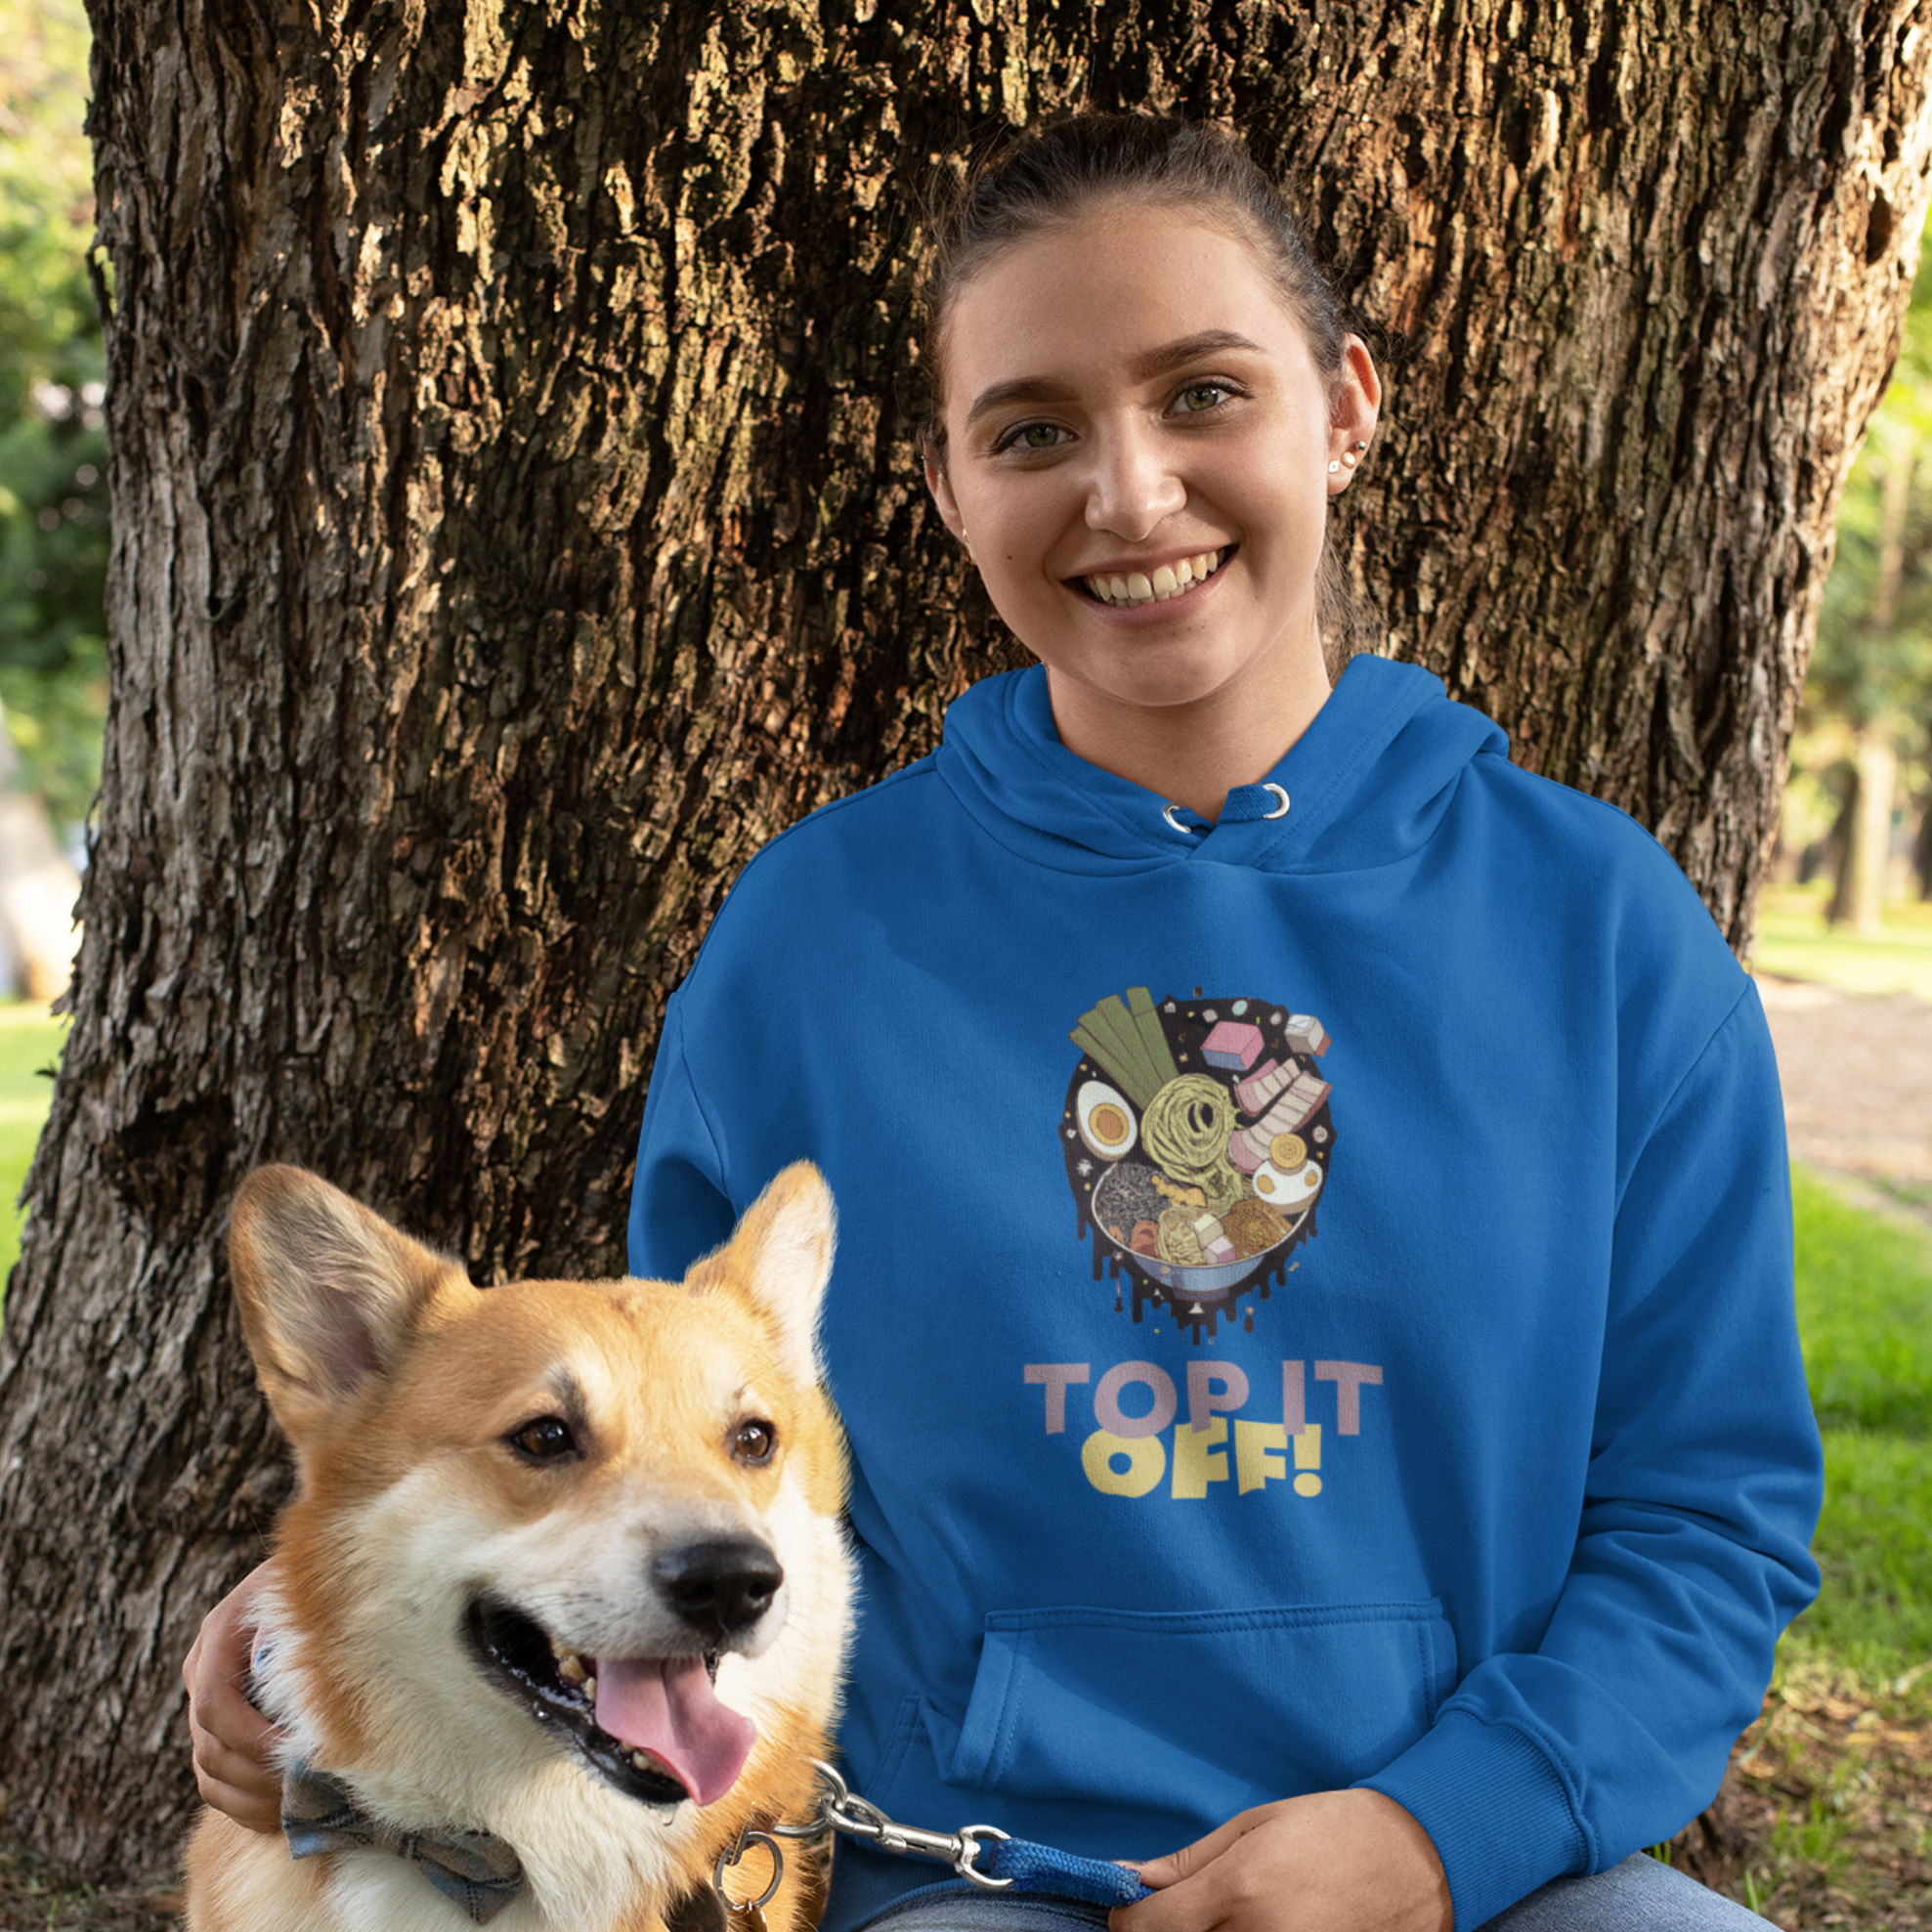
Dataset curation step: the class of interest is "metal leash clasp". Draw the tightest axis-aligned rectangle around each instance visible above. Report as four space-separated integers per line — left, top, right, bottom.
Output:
775 1759 1014 1892
714 1829 785 1932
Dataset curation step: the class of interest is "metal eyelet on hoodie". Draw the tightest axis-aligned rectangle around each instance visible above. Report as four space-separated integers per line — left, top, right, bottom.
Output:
1162 786 1289 836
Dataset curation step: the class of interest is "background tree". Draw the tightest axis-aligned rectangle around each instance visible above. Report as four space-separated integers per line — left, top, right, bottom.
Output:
2 0 1930 1886
1791 252 1932 923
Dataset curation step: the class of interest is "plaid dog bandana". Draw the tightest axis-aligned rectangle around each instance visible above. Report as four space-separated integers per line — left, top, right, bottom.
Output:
281 1759 527 1924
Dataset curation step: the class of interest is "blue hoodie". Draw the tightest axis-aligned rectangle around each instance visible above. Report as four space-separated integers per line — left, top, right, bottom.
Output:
627 655 1823 1932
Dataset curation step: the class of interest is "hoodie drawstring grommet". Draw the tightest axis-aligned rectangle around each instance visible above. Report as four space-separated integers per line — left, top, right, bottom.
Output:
1163 785 1287 836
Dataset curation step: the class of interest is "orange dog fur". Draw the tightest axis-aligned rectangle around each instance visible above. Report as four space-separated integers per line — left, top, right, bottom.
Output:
185 1163 853 1932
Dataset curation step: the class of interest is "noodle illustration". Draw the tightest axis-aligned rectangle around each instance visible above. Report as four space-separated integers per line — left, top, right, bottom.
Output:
1142 1074 1246 1214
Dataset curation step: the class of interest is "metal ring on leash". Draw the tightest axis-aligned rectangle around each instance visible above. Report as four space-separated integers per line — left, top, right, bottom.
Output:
1261 783 1291 819
715 1830 785 1911
771 1759 850 1835
951 1824 1016 1891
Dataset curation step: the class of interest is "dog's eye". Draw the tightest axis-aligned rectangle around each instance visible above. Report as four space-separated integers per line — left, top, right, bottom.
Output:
732 1419 777 1465
507 1415 578 1462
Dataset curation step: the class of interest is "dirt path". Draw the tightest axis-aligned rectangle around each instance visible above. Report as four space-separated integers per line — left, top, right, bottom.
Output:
1757 975 1932 1193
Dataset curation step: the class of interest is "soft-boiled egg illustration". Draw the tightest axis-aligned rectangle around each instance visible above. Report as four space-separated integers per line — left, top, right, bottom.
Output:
1251 1156 1323 1214
1075 1080 1138 1160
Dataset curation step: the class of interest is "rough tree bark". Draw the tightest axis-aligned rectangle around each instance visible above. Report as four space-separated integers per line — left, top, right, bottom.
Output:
2 0 1928 1885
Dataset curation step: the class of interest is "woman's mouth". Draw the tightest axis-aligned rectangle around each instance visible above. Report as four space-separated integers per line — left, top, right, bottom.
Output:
1077 547 1229 608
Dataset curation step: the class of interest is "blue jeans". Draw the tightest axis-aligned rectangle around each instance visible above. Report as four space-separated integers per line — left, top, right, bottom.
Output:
855 1856 1764 1932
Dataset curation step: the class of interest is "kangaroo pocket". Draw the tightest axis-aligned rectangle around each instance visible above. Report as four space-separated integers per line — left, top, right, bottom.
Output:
935 1602 1457 1820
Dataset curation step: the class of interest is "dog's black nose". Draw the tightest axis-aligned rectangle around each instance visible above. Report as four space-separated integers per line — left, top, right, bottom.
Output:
654 1537 784 1637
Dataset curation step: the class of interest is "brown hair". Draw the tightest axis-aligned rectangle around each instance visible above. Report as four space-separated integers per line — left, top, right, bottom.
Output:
913 112 1371 665
916 113 1350 446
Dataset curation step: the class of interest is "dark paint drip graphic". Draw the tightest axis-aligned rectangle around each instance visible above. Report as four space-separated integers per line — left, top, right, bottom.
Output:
1059 987 1336 1344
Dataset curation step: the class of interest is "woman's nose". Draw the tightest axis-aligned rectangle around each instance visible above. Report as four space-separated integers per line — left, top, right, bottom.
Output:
1083 421 1186 539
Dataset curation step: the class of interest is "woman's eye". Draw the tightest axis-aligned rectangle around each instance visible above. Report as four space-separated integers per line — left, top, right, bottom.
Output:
732 1419 778 1464
507 1415 578 1462
1176 383 1229 414
998 422 1067 452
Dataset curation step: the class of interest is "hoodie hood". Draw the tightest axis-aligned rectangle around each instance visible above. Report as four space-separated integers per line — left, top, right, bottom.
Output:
935 654 1507 877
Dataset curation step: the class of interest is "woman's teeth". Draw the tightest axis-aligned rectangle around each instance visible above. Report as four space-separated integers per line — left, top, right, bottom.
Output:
1083 549 1225 607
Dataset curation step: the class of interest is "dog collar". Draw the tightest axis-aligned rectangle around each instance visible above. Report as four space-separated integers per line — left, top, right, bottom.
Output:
281 1760 527 1924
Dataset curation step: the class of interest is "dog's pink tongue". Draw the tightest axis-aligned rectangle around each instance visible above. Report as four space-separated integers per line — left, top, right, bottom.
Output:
594 1655 755 1807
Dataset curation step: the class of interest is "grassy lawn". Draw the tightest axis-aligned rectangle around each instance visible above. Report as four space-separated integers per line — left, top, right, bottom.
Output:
1716 1166 1932 1927
1755 882 1932 1002
1785 1166 1932 1677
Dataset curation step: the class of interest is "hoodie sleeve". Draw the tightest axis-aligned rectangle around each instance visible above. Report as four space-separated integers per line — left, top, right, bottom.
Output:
1359 985 1823 1930
626 997 741 1281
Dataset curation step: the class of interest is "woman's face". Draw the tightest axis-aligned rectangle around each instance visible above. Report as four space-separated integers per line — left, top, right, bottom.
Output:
924 198 1379 736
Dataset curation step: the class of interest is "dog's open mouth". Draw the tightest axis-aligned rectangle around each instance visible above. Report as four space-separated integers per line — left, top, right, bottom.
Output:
465 1598 754 1808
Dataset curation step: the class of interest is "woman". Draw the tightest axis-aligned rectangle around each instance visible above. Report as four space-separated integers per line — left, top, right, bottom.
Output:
191 114 1823 1932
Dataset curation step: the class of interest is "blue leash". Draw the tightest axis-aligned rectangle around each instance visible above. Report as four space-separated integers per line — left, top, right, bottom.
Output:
976 1835 1153 1908
718 1760 1154 1915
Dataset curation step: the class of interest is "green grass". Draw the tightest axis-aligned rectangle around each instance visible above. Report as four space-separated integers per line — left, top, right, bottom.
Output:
0 1001 64 1295
1759 887 1932 1677
1785 1431 1932 1671
1787 1164 1932 1675
1791 1165 1932 1436
1754 882 1932 1001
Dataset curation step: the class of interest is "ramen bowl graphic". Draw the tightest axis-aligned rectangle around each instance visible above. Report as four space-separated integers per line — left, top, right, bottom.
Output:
1059 989 1335 1338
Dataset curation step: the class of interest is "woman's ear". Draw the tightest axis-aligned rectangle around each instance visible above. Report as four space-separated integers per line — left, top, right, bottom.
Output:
1327 335 1383 495
923 441 968 544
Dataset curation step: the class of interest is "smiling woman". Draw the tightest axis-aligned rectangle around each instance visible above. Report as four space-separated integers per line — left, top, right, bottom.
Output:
919 158 1379 821
613 116 1819 1932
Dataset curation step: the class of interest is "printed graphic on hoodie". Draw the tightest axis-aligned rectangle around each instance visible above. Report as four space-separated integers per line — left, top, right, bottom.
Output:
1061 987 1335 1343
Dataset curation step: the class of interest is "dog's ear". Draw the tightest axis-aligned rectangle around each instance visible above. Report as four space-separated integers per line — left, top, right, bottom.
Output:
691 1161 836 1383
229 1165 461 1440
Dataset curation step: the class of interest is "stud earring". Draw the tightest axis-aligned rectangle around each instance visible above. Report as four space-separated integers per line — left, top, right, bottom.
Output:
1342 451 1358 468
1327 460 1340 474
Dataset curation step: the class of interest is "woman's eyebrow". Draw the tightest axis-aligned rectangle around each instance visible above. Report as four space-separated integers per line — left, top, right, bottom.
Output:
965 330 1268 427
966 375 1077 425
1132 329 1267 378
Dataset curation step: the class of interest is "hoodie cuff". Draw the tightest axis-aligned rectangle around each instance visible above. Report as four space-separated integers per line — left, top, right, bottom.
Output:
1356 1710 1592 1931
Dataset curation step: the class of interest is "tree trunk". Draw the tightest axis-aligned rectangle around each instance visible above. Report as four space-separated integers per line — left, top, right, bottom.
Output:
1829 435 1914 923
1914 771 1932 894
3 0 1929 1886
1826 761 1863 917
1832 722 1900 929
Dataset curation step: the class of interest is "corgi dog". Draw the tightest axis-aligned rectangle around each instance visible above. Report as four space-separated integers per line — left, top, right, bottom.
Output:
185 1162 853 1932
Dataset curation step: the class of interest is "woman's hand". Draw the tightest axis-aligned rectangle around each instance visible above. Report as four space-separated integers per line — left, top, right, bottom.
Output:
183 1559 285 1834
1112 1789 1452 1932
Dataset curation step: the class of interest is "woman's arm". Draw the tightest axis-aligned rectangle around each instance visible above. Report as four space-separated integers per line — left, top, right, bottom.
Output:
1354 988 1822 1927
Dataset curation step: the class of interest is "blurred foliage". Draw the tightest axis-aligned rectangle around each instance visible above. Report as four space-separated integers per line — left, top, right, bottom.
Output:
1785 235 1932 889
1809 254 1932 730
0 0 107 836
